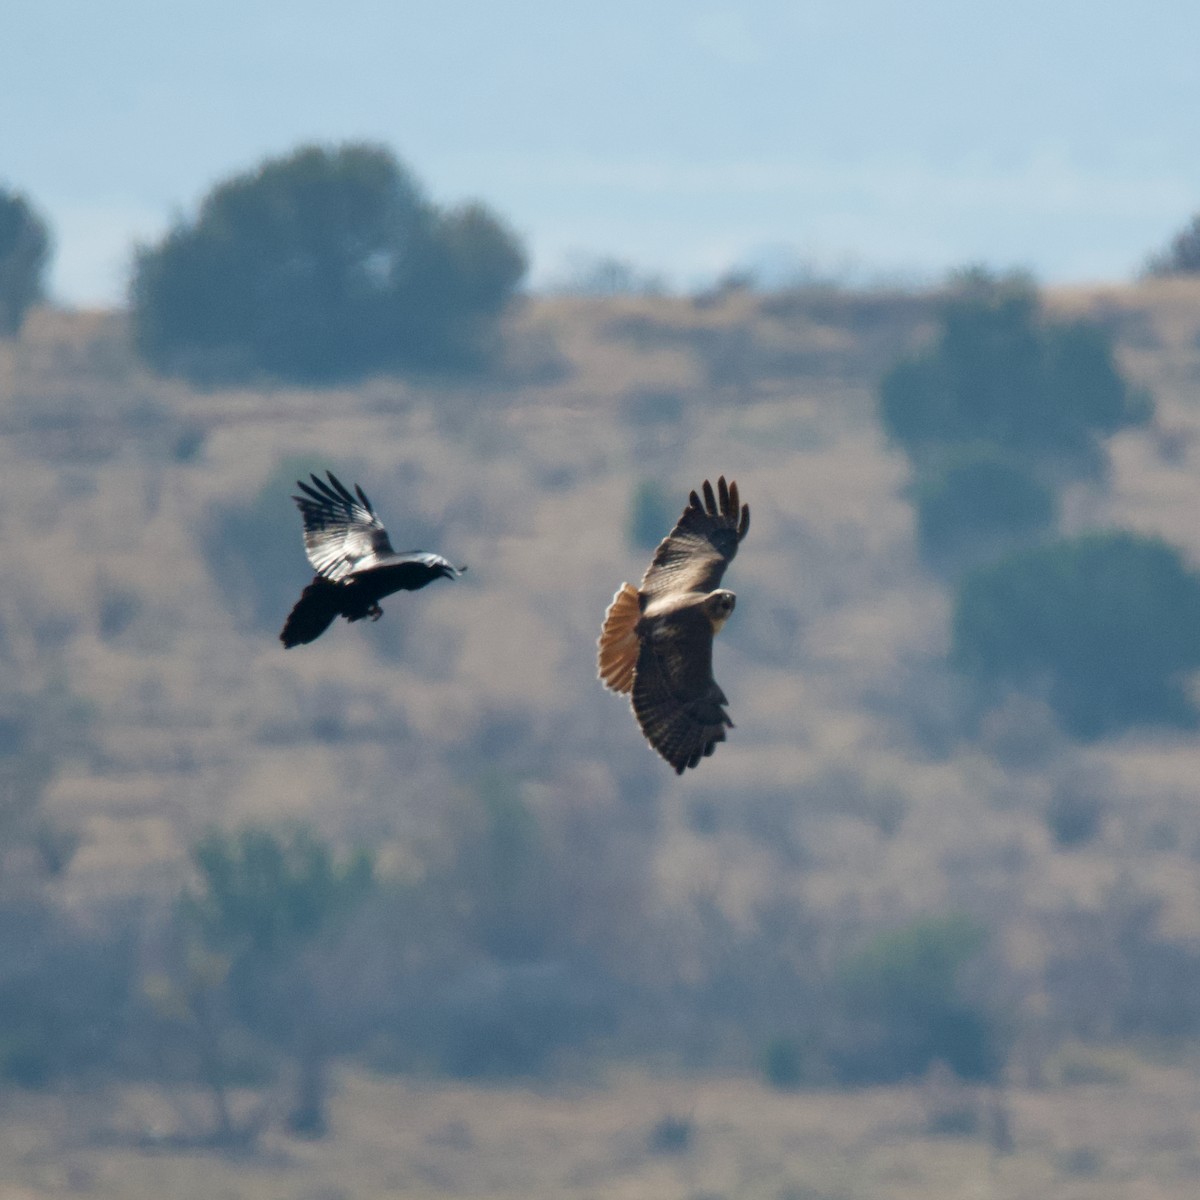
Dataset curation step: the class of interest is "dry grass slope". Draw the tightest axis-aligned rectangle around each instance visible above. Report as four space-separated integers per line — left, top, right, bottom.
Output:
5 281 1200 1194
3 1064 1200 1199
4 282 1200 929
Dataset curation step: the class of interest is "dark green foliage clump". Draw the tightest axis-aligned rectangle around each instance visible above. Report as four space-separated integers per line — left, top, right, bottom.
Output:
0 186 51 335
1045 779 1105 849
762 1035 807 1089
0 685 91 876
185 824 374 960
434 959 604 1080
647 1113 693 1154
430 775 610 1079
0 913 133 1087
1145 213 1200 276
453 772 560 961
913 448 1056 568
880 271 1150 465
830 914 1001 1084
131 143 526 383
179 823 376 1137
953 532 1200 739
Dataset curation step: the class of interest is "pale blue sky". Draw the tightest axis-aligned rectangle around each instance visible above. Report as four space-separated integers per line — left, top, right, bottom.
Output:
6 0 1200 304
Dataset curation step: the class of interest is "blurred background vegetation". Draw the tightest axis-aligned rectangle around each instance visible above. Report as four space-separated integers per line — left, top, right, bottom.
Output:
129 144 526 384
5 147 1200 1196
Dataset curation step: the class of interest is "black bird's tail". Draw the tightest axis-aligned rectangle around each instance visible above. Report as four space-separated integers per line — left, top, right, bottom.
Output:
280 577 342 648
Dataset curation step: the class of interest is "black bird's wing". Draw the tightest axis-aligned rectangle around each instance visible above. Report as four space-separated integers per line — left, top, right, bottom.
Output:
362 552 465 589
293 471 393 582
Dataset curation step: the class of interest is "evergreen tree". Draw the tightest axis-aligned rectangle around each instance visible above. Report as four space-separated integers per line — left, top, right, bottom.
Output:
131 144 526 382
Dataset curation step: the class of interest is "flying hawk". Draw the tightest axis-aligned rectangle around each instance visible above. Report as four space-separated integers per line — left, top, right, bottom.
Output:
280 471 464 648
598 476 749 772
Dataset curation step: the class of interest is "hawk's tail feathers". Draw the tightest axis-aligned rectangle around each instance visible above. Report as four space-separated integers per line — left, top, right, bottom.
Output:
598 583 640 694
633 684 729 774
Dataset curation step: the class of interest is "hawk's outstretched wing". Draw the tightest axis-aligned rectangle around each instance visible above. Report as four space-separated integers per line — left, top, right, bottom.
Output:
639 476 749 602
293 471 393 581
631 604 733 774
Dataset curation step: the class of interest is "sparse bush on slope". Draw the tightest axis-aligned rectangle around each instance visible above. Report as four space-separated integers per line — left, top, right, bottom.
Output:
953 532 1200 739
880 270 1150 467
830 914 1002 1084
0 186 51 336
131 143 527 383
1145 212 1200 276
913 447 1057 569
177 823 376 1137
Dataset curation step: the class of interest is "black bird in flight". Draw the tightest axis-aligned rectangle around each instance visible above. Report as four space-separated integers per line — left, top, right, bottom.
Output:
280 471 464 648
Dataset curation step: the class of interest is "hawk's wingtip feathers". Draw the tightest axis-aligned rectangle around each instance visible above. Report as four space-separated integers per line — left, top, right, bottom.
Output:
682 475 749 543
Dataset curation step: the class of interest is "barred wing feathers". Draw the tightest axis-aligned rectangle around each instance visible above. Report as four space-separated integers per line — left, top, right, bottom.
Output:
639 476 749 602
293 471 393 582
631 605 733 774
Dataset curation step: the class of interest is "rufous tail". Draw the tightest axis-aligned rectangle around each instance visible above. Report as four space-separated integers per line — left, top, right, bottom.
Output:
597 583 640 694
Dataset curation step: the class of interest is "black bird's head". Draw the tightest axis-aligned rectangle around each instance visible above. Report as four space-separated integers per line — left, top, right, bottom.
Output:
414 554 466 581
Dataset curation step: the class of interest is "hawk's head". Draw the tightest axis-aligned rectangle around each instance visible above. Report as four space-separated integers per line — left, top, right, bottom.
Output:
703 589 737 633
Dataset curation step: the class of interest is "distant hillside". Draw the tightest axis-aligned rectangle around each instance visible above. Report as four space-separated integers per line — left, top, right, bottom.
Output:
5 278 1200 1001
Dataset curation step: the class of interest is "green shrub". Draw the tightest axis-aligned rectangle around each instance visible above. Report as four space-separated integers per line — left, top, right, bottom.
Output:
763 1035 806 1089
131 143 526 383
647 1113 693 1154
953 532 1200 739
0 908 133 1087
0 186 50 335
1047 1041 1133 1086
913 448 1056 568
1045 779 1105 849
1146 213 1200 276
434 958 608 1079
830 914 1001 1083
880 270 1150 464
1058 1146 1104 1176
185 823 374 959
178 822 376 1137
450 772 561 961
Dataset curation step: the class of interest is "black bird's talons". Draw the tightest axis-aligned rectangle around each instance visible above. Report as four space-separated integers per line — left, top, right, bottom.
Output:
368 604 383 621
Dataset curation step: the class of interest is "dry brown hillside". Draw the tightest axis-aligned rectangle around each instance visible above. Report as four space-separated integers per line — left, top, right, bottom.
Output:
4 279 1200 965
